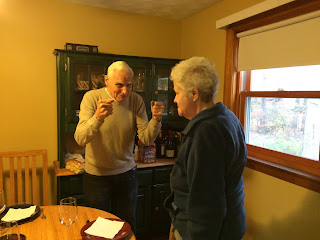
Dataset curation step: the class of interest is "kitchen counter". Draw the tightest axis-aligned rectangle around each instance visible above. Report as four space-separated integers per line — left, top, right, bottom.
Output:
54 158 175 177
136 158 175 168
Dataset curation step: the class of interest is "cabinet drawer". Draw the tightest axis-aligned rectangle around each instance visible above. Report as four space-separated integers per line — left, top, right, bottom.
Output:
153 166 172 183
59 174 84 197
137 169 153 186
68 174 84 195
73 194 85 206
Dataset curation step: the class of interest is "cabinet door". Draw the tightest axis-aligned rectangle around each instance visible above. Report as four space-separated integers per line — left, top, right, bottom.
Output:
136 186 152 235
57 174 84 205
153 62 189 131
153 63 175 119
66 54 113 131
151 183 171 233
117 59 153 119
153 166 172 183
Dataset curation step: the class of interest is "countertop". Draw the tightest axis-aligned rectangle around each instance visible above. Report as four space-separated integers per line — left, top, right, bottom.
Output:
136 158 175 168
54 158 175 177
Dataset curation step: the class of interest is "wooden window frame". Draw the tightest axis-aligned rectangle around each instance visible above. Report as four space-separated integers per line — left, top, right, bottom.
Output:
223 0 320 193
240 91 320 175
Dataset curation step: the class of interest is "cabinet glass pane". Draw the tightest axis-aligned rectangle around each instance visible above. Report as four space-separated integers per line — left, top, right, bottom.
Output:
133 68 146 92
136 92 146 103
75 92 84 114
74 64 89 90
167 94 178 117
157 68 169 91
157 94 168 116
91 65 105 89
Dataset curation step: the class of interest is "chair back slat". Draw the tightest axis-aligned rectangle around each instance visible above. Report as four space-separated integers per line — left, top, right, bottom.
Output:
17 157 23 204
0 149 49 206
25 156 30 204
42 151 48 205
32 155 37 205
9 157 15 206
0 157 3 191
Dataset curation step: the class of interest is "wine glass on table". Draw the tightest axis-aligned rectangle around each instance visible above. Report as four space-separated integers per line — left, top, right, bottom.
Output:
0 221 22 240
0 189 6 214
59 197 78 238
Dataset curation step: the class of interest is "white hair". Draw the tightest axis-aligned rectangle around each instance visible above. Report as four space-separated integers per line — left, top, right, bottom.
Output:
107 61 134 78
170 56 220 102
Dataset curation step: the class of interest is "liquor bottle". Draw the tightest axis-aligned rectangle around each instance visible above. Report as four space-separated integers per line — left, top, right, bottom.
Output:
160 133 166 158
155 130 166 158
155 131 162 158
138 140 145 162
166 131 175 158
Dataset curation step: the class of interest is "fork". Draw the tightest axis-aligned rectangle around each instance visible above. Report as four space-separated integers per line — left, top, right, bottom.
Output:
40 208 46 219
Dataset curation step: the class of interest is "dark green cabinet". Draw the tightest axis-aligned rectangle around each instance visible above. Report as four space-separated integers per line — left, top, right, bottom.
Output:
54 49 180 236
151 184 171 233
57 174 85 206
136 166 173 237
151 166 172 234
54 49 187 168
136 187 152 234
136 169 153 234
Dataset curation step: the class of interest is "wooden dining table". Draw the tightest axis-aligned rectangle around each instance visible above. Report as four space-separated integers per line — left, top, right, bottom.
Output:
18 205 136 240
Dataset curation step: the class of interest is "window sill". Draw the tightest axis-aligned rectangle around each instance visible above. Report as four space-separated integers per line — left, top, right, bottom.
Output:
246 156 320 193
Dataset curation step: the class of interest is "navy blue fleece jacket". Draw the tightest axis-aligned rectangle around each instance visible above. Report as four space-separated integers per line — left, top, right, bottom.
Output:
164 102 247 239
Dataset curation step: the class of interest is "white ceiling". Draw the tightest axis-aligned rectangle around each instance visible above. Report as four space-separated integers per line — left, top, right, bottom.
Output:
62 0 223 20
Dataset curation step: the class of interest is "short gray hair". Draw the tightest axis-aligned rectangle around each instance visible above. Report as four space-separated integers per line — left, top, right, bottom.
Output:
107 61 134 79
170 56 220 102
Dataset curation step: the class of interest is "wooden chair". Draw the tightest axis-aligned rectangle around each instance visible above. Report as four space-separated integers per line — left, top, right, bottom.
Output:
0 149 48 206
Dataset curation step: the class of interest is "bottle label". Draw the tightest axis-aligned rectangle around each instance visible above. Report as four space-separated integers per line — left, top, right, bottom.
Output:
161 144 165 156
166 149 174 158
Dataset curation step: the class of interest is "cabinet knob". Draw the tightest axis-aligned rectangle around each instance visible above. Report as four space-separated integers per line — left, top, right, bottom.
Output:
154 90 159 95
155 207 159 211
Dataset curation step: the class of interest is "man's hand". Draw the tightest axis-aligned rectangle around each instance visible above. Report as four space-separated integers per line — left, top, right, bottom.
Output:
151 101 164 122
95 99 114 122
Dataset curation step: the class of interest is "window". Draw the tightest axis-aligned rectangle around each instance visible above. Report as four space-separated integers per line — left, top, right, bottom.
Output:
222 0 320 191
239 66 320 176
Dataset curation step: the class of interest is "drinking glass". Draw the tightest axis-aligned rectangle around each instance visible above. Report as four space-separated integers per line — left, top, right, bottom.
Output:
59 197 78 238
0 189 6 214
0 221 22 240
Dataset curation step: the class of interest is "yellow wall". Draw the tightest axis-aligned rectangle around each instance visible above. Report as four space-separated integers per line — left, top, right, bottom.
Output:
180 0 320 239
0 0 181 205
180 0 266 103
243 168 320 240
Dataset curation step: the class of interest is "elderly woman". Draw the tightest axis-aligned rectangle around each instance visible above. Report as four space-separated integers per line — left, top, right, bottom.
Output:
164 57 247 240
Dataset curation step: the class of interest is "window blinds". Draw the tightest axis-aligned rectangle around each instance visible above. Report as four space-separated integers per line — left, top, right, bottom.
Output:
237 10 320 71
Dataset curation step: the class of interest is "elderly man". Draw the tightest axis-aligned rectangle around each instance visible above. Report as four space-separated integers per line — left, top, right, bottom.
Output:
75 61 164 232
